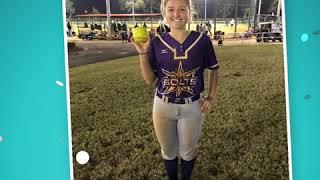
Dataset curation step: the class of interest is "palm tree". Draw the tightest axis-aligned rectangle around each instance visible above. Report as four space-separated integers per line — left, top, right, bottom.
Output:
118 0 145 13
118 0 145 23
66 0 75 20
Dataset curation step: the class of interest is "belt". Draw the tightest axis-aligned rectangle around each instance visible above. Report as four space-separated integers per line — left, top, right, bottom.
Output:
156 91 201 104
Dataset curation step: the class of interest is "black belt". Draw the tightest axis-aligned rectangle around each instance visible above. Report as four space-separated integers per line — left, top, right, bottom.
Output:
156 91 201 104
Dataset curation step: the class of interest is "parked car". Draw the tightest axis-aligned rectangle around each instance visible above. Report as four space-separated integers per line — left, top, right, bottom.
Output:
256 21 283 42
256 32 282 42
78 31 97 40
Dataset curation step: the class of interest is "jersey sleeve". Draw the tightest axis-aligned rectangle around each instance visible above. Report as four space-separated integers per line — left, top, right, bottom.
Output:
148 41 158 75
203 35 219 70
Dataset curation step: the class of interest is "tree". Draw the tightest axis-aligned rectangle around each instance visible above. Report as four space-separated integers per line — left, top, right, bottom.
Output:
267 0 280 14
145 0 161 13
66 0 75 19
259 0 279 14
243 7 250 19
118 0 145 13
92 6 101 14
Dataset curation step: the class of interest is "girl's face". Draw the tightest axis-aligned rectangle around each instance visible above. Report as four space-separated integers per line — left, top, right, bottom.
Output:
164 0 190 30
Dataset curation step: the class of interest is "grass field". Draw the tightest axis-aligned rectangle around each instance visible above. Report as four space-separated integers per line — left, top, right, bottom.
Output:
69 44 288 179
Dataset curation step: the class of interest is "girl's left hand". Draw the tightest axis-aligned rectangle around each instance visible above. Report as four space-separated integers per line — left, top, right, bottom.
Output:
200 96 214 113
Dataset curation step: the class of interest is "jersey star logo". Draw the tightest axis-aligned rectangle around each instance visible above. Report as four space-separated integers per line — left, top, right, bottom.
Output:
161 61 199 97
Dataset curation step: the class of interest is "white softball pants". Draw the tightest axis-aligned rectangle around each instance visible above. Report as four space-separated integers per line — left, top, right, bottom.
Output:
152 95 204 161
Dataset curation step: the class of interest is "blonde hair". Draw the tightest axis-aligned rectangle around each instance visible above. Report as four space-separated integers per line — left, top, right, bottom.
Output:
160 0 194 20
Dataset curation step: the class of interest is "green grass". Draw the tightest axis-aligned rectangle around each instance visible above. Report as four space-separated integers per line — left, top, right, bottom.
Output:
69 44 288 179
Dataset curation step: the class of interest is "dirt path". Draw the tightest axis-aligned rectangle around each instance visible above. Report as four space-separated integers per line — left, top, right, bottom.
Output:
68 38 282 68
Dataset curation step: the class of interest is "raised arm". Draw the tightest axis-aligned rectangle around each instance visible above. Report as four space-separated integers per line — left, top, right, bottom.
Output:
132 36 157 85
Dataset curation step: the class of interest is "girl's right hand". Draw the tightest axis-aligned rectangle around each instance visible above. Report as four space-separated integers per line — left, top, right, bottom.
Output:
132 35 151 54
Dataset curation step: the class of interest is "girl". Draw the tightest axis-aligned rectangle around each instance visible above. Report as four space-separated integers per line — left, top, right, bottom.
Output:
133 0 219 179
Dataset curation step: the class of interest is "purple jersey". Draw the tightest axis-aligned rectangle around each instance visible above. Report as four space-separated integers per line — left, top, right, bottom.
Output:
149 31 219 99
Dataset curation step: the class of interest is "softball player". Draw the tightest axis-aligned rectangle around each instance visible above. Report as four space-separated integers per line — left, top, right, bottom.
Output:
133 0 219 179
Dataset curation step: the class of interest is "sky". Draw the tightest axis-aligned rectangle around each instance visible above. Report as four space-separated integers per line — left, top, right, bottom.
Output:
73 0 253 15
74 0 157 15
71 0 275 19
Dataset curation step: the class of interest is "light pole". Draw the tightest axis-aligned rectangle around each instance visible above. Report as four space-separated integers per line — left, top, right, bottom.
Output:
132 0 135 24
151 0 153 28
204 0 207 21
277 0 281 22
213 0 217 34
105 0 111 38
248 0 252 30
258 0 262 23
234 0 238 36
258 0 262 15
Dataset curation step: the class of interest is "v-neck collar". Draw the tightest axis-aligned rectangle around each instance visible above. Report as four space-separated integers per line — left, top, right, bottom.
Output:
157 31 204 60
166 31 194 46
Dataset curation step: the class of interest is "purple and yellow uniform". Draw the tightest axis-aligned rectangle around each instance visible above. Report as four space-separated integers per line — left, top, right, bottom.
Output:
149 31 219 104
149 31 219 161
